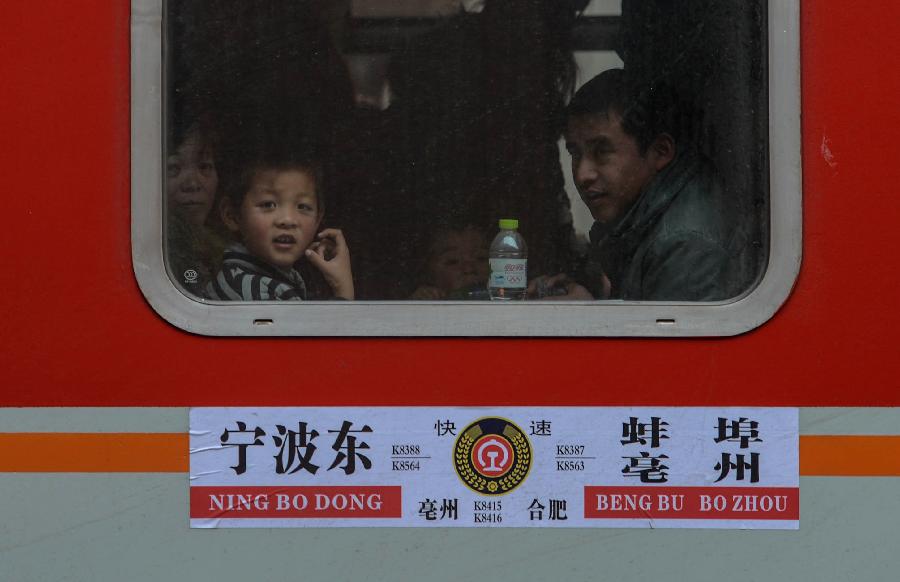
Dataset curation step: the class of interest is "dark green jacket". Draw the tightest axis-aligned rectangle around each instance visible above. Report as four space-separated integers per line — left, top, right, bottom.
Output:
586 150 752 301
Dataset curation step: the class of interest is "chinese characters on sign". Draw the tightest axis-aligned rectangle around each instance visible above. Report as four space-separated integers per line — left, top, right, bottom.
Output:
221 420 373 476
190 408 798 529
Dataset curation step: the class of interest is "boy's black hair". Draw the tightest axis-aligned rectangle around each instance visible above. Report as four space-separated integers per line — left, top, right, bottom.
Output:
565 68 681 154
219 129 326 215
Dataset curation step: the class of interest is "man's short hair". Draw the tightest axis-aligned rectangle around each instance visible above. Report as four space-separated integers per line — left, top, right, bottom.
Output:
565 68 681 153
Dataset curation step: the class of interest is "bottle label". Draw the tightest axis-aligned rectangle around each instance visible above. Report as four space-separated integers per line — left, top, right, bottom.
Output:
489 258 527 289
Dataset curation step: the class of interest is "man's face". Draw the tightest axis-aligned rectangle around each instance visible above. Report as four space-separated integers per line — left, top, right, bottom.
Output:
565 111 663 225
225 168 322 270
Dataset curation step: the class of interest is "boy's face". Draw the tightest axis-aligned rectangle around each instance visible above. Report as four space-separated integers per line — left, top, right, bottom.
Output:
429 229 490 292
565 111 669 225
166 132 217 227
224 168 321 270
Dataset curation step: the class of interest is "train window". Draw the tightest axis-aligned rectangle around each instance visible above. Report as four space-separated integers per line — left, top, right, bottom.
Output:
131 0 800 336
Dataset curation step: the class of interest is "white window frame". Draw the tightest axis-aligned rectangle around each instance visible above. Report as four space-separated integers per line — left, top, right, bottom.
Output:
131 0 801 337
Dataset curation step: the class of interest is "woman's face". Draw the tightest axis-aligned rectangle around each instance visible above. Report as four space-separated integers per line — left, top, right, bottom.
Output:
166 132 218 227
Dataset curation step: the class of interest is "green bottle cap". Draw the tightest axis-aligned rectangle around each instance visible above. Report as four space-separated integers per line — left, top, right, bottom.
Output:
498 218 519 230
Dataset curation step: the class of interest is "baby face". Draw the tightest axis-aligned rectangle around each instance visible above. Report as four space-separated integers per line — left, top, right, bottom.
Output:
166 132 218 227
228 168 321 270
428 229 490 292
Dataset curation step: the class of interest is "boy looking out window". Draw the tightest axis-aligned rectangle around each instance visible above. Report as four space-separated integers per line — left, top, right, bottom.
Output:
207 149 354 301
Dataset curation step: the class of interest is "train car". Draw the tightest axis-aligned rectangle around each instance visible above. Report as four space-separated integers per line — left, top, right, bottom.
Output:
2 0 899 580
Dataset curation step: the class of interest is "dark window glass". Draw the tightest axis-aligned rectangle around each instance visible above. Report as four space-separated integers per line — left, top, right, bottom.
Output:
164 0 768 303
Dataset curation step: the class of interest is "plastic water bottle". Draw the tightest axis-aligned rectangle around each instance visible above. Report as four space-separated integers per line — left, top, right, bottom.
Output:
488 218 527 301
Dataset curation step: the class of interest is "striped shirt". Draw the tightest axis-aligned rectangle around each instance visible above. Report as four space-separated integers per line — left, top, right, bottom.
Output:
207 244 307 301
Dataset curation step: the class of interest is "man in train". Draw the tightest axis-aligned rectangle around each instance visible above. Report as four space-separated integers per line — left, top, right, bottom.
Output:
538 68 750 301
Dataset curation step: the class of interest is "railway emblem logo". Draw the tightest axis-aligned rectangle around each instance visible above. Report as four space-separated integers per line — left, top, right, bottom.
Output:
453 417 532 495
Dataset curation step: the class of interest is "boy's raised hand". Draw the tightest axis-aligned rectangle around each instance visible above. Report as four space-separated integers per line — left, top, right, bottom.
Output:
305 228 354 300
